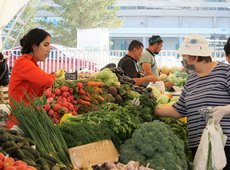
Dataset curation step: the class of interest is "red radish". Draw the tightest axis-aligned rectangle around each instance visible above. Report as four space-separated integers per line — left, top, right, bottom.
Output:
53 104 61 112
60 86 69 92
76 82 83 89
44 103 51 111
72 100 77 104
69 88 74 93
45 89 52 97
62 102 69 108
54 88 61 95
61 107 69 113
74 106 79 111
48 109 54 116
51 94 55 98
47 97 54 103
0 153 4 161
79 88 86 95
62 92 68 97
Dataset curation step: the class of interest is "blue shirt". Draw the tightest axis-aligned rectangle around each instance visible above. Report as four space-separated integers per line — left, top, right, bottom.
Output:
173 62 230 148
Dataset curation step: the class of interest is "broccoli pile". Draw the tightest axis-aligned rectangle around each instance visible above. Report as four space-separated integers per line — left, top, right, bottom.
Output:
119 121 188 170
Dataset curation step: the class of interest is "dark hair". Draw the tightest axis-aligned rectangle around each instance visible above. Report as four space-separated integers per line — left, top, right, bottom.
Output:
197 56 212 63
20 28 51 54
0 52 3 60
224 42 230 56
149 35 163 45
128 40 143 51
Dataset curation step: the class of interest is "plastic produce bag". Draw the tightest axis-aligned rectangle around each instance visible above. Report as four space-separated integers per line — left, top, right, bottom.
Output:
193 119 227 170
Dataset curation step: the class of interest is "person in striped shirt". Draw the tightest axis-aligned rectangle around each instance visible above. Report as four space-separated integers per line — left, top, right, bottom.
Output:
156 34 230 169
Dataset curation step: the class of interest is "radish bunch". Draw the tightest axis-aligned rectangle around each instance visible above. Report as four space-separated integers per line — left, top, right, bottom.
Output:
43 86 78 123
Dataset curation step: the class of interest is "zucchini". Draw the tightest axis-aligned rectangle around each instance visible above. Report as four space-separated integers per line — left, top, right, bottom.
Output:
22 146 40 158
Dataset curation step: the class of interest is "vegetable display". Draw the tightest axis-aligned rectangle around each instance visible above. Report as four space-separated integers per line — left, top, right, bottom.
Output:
60 94 157 149
119 121 188 170
11 101 72 169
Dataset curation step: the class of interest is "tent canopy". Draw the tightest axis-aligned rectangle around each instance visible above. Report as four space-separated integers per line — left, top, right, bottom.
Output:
0 0 29 50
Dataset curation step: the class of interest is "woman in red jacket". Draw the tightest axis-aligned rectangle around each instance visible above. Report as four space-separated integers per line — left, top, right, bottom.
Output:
7 28 57 128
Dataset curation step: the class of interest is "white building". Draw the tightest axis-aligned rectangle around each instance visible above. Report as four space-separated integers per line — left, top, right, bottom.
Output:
109 0 230 50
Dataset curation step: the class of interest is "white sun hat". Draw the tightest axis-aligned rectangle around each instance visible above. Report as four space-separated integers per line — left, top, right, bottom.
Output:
177 34 213 57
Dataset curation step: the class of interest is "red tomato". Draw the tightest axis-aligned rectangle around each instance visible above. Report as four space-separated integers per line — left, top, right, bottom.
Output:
0 153 4 161
15 163 28 170
3 158 15 168
15 160 27 166
26 166 37 170
4 166 16 170
0 160 3 169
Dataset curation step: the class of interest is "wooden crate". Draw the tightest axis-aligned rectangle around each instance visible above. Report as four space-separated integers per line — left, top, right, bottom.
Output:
0 86 9 104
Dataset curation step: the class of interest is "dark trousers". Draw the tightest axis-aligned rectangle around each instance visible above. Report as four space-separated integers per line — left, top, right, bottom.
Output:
191 146 230 170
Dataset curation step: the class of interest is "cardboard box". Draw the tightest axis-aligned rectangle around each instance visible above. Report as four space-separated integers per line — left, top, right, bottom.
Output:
69 140 119 169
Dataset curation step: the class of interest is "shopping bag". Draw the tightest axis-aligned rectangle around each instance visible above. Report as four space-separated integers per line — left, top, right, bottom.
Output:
193 119 227 170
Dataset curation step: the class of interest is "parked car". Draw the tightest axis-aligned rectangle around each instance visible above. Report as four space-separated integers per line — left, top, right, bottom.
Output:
3 44 99 73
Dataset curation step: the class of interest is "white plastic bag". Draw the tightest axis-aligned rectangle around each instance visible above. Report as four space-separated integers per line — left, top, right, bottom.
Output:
193 119 227 170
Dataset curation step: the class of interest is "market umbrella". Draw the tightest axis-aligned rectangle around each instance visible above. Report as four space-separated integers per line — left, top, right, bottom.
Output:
0 0 29 51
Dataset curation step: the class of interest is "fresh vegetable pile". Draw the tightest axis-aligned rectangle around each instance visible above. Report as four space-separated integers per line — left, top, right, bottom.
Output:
0 152 36 170
119 121 188 170
59 94 157 149
11 101 72 169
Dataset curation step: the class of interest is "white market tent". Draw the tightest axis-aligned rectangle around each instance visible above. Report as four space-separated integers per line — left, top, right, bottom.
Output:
0 0 29 51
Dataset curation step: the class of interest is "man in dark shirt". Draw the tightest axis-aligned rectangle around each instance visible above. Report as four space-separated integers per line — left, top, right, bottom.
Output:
118 40 157 86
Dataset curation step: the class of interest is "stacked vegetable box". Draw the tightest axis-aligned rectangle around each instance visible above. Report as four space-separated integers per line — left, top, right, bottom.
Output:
2 66 192 170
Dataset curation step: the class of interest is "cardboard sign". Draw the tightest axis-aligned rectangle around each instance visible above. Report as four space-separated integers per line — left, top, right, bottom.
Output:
69 140 119 169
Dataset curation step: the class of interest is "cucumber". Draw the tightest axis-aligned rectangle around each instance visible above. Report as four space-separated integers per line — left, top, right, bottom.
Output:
23 158 37 166
4 146 19 154
21 149 35 160
6 129 19 135
22 146 40 158
60 167 71 170
16 149 26 160
37 157 51 170
11 134 25 142
24 138 36 146
1 141 14 149
51 165 61 170
42 154 59 164
0 133 10 142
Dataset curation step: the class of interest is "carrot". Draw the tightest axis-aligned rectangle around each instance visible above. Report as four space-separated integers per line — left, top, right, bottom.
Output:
87 81 104 87
77 98 91 105
80 95 91 101
97 95 105 101
93 87 103 93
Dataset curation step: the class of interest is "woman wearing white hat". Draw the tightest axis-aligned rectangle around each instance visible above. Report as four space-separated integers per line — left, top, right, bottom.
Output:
155 34 230 169
0 52 9 86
